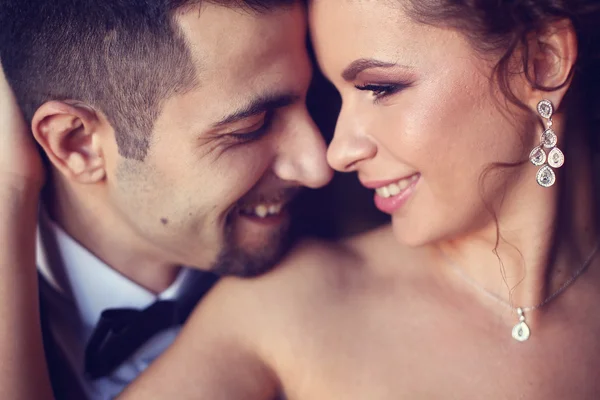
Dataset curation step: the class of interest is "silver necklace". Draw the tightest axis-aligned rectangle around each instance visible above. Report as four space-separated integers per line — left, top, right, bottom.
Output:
441 241 600 342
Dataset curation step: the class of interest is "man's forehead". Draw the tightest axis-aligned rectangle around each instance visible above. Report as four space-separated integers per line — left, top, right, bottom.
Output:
158 3 310 132
175 3 306 81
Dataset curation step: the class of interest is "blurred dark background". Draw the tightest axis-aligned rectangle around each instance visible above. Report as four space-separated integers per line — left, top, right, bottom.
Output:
290 53 389 241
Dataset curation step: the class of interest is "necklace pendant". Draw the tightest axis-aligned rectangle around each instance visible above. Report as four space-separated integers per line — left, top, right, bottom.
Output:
511 308 530 342
512 321 530 341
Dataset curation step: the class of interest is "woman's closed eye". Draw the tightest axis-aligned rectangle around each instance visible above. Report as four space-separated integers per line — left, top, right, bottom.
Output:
354 82 411 103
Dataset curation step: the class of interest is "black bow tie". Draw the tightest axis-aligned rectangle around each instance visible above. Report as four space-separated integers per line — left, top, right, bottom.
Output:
84 271 218 379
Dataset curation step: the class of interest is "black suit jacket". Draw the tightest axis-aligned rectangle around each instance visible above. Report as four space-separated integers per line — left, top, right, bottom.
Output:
38 269 218 399
39 275 88 400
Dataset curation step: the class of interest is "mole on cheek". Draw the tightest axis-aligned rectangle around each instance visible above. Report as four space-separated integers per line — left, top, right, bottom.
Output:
160 218 169 225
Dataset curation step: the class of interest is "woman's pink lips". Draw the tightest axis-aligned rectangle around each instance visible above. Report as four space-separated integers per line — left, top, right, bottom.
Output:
368 174 420 214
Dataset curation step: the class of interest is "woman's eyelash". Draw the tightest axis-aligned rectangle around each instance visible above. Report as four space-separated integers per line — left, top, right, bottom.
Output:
354 83 409 102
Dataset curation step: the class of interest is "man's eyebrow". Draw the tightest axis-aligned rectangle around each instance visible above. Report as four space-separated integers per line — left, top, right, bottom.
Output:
341 58 402 81
212 92 301 127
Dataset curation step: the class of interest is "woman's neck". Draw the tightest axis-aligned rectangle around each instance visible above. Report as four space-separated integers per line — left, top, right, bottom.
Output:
434 121 599 321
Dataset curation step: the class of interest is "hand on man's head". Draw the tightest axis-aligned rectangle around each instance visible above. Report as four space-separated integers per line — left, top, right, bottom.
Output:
0 62 45 190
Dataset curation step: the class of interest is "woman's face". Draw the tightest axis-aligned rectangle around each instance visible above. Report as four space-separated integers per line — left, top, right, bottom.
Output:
310 0 539 246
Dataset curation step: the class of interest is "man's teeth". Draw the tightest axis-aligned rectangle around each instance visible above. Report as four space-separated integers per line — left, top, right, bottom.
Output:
244 203 283 218
375 175 418 198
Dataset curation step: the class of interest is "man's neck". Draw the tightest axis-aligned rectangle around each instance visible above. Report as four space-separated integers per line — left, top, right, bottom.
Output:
44 178 180 294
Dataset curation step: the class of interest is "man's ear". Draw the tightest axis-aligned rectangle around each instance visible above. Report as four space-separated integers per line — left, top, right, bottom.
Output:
32 101 106 183
519 19 578 112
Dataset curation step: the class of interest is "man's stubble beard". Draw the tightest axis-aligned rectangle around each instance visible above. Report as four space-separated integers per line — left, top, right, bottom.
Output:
209 215 293 278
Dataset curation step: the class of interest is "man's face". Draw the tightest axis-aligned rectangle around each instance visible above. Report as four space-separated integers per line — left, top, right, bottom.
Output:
102 3 332 276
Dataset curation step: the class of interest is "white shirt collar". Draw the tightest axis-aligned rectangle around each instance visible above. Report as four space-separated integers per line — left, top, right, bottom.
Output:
36 213 191 331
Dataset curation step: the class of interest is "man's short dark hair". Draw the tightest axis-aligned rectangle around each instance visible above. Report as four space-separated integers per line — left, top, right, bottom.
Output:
0 0 296 160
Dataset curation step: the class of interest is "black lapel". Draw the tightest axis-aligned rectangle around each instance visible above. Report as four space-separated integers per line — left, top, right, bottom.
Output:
39 274 89 400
